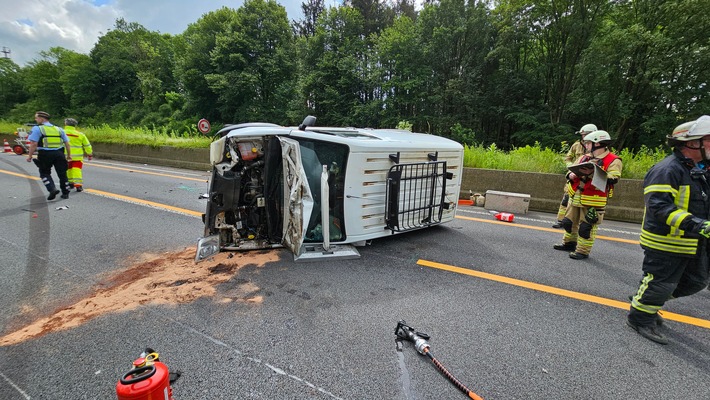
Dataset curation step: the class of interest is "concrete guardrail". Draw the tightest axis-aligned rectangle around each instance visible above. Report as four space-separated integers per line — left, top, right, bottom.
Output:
1 134 645 223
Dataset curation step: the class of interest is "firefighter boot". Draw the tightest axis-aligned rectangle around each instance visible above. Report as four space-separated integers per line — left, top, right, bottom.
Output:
626 319 668 345
569 251 589 260
553 242 577 251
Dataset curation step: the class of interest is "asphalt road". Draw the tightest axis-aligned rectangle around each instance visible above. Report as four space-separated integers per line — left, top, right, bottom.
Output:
1 153 709 400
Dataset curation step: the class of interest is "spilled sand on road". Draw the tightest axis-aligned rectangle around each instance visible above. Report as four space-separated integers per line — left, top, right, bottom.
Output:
0 248 280 346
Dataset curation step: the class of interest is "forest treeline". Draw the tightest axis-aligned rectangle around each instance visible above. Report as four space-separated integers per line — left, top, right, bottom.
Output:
0 0 708 150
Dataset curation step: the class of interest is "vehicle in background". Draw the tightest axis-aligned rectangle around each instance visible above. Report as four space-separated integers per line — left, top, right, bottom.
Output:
196 116 464 262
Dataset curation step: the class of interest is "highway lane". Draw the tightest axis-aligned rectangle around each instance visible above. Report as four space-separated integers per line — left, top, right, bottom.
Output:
1 153 709 399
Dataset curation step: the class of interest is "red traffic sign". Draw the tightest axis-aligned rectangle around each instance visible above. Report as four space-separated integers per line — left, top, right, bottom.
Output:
197 118 211 134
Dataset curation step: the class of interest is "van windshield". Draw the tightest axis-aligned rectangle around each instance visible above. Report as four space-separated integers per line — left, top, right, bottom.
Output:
295 138 348 242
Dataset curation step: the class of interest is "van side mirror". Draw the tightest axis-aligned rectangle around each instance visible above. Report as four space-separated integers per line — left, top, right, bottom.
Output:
298 116 316 131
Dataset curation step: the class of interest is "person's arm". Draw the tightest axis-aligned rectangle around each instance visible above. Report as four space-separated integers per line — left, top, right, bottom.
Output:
59 129 72 160
26 141 37 162
82 133 93 159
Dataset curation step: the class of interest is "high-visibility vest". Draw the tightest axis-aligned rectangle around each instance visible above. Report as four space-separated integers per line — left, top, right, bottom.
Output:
64 126 93 160
570 152 621 207
39 125 64 149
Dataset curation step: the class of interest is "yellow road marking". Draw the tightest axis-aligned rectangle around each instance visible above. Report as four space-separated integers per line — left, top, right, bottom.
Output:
85 188 203 218
0 169 39 180
88 163 208 182
417 259 710 329
1 167 203 217
455 215 639 245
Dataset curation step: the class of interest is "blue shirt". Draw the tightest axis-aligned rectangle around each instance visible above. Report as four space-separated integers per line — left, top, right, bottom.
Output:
28 122 70 150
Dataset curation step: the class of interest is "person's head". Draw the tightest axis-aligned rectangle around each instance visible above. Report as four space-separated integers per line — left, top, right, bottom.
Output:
65 118 78 127
34 111 50 123
583 130 613 156
668 115 710 163
576 124 597 141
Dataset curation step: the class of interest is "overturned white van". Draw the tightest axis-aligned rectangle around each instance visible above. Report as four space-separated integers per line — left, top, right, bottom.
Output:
196 116 464 262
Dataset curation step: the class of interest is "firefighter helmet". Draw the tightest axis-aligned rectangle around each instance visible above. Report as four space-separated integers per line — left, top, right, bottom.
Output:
668 115 710 141
576 124 597 135
583 130 612 145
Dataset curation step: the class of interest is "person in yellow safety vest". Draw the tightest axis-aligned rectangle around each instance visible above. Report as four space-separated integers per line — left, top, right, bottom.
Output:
63 118 93 192
552 123 597 228
26 111 72 200
627 116 710 345
553 130 622 259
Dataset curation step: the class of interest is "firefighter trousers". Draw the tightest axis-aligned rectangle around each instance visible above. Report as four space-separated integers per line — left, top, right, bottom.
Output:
629 249 710 327
560 204 603 255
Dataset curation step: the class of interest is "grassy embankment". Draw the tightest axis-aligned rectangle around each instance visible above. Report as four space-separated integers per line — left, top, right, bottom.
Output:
1 121 667 179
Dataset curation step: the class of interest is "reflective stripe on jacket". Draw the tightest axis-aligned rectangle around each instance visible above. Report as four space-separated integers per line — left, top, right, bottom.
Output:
570 152 621 207
39 125 64 149
640 151 710 256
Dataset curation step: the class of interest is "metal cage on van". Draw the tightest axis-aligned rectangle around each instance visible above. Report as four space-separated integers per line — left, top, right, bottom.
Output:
385 152 452 232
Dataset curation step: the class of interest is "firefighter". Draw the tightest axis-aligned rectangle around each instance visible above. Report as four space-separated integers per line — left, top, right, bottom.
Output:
553 124 598 228
64 118 93 191
553 130 622 259
627 116 710 345
26 111 72 200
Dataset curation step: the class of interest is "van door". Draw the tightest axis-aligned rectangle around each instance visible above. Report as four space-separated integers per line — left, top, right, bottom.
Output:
279 137 314 255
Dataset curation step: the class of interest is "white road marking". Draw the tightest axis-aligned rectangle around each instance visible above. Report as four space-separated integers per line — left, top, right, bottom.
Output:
0 370 31 399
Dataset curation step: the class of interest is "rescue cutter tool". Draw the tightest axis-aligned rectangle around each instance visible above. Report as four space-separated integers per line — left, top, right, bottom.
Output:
395 320 484 400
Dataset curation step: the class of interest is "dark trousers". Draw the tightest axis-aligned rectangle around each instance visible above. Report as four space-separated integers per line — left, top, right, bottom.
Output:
35 149 70 194
629 248 710 326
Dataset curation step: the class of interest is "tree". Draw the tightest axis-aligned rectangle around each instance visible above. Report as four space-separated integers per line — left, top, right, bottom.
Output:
301 7 367 126
293 0 325 37
205 0 295 123
0 58 27 116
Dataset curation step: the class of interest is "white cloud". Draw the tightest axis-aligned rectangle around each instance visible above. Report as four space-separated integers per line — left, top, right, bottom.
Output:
0 0 307 66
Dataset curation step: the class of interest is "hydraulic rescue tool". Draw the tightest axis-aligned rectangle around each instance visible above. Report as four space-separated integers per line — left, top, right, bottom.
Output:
395 320 484 400
116 348 175 400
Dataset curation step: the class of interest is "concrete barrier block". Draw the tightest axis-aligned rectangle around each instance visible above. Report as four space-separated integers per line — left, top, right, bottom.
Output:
484 190 530 214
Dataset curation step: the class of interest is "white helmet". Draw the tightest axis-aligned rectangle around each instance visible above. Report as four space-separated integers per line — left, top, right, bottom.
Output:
577 123 597 135
668 115 710 141
583 130 613 145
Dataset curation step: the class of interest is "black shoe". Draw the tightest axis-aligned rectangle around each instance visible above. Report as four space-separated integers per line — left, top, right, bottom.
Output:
47 190 60 200
626 320 668 345
569 251 589 260
552 221 563 229
553 242 576 251
60 192 69 199
76 186 83 192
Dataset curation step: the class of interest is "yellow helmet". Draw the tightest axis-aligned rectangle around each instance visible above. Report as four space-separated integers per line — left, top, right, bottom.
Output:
668 116 710 141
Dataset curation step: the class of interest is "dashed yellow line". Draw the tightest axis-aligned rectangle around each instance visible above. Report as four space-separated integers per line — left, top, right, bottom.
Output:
417 258 710 329
455 215 640 245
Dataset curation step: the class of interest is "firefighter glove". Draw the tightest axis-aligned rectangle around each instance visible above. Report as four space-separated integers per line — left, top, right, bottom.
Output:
698 220 710 239
586 207 599 224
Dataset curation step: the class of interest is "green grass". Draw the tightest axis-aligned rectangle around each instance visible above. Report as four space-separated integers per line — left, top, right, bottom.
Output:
0 120 212 149
1 120 668 179
463 141 668 179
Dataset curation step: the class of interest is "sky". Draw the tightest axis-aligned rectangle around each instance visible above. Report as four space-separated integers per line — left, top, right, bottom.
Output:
0 0 317 67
